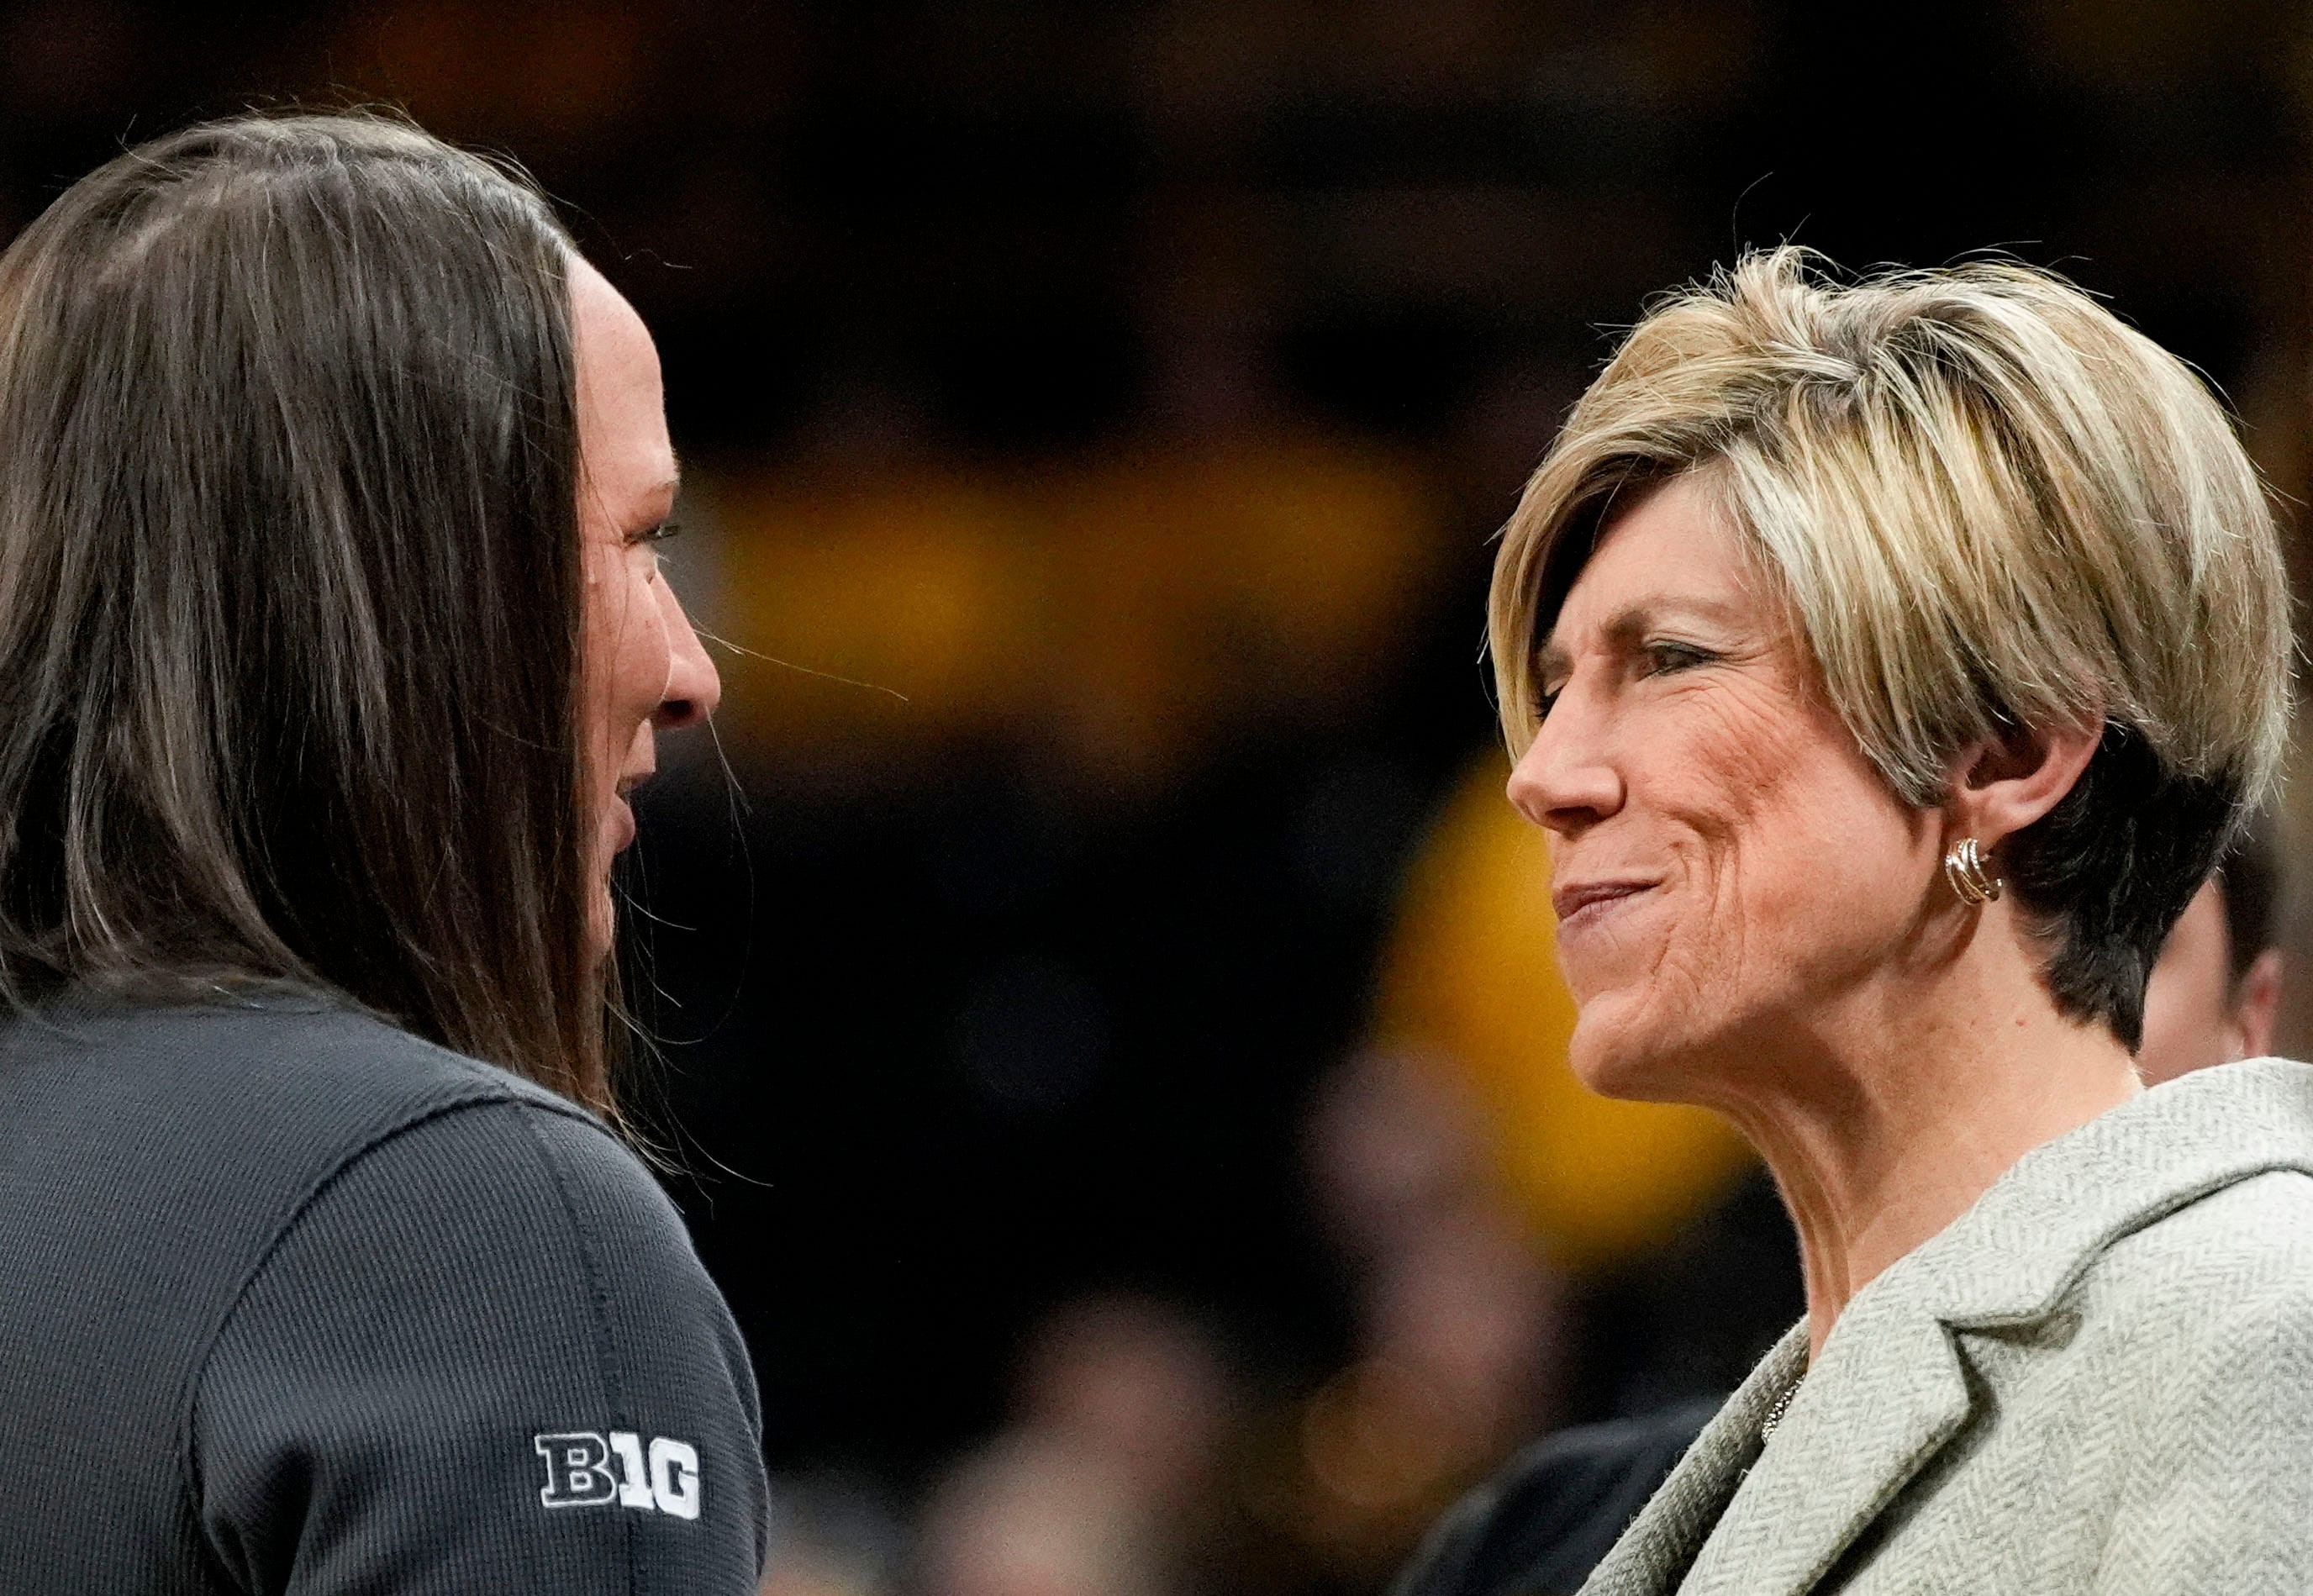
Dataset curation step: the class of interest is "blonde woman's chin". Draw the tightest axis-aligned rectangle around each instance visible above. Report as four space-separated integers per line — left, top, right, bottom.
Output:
1564 996 1686 1104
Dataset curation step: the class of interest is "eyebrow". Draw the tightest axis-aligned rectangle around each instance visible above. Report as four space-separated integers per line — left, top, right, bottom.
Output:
637 460 682 519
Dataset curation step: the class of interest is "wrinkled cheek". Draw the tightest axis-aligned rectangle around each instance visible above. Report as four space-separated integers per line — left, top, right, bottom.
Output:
1669 717 1807 1013
1607 909 1731 1074
1645 919 1730 1036
1678 846 1749 1014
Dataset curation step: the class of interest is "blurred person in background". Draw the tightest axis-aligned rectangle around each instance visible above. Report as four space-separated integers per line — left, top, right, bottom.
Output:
757 1477 909 1596
0 113 763 1592
1219 1049 1567 1596
2138 810 2286 1086
1478 249 2306 1593
1390 814 2294 1596
908 1293 1237 1596
898 1049 1568 1596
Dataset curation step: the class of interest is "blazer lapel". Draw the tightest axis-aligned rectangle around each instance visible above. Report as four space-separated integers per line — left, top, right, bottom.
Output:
1675 1301 1974 1596
1578 1327 1808 1596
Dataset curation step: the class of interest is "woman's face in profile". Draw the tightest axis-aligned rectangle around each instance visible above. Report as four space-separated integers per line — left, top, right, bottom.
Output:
571 259 721 953
1508 474 1939 1104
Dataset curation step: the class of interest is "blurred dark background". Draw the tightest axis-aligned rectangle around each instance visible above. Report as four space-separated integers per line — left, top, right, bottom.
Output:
4 3 2310 1591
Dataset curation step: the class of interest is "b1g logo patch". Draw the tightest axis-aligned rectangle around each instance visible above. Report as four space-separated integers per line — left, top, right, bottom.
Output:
534 1431 701 1520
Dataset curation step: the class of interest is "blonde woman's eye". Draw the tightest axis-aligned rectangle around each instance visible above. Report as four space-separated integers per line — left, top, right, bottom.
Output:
1643 640 1715 676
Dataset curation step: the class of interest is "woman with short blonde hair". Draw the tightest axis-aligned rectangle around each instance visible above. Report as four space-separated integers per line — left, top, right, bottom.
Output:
1485 249 2310 1593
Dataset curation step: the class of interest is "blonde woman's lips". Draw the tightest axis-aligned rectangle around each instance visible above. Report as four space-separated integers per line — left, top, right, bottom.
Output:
1552 879 1653 931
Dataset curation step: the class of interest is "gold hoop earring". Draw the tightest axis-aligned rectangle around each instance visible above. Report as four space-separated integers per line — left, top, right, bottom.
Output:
1944 836 2002 905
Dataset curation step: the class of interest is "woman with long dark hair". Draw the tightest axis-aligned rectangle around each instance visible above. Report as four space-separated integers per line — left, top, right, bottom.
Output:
0 113 764 1590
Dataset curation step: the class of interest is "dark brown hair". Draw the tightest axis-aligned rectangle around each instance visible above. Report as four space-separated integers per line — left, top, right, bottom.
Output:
0 113 614 1109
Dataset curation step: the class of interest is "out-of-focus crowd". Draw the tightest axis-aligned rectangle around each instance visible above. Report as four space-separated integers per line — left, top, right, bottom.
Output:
757 1051 1587 1596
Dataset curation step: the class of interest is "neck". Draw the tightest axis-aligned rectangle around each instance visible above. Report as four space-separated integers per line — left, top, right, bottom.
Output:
1702 913 2141 1362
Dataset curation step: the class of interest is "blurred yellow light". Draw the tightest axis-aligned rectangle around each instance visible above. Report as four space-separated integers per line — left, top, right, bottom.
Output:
713 474 1044 740
703 437 1436 787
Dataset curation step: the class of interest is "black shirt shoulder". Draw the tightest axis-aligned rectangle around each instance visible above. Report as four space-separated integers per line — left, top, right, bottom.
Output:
1388 1398 1719 1596
0 997 768 1594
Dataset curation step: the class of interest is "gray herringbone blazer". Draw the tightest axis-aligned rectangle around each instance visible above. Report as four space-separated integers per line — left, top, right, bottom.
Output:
1579 1056 2313 1596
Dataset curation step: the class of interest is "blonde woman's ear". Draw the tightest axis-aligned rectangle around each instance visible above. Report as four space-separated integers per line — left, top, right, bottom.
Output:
1948 716 2104 852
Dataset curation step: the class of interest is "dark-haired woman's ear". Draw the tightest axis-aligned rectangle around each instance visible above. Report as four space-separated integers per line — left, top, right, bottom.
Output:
1947 716 2104 855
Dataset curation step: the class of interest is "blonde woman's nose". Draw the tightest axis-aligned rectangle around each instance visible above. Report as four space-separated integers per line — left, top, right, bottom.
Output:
1506 692 1622 835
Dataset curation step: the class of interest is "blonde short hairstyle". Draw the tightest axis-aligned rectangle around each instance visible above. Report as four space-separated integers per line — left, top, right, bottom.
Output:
1489 247 2293 1045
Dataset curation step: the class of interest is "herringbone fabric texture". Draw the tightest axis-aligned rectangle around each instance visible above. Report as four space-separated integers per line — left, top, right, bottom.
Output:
1579 1057 2313 1596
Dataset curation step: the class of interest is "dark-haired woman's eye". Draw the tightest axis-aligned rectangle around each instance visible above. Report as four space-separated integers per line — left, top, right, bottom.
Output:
629 520 682 545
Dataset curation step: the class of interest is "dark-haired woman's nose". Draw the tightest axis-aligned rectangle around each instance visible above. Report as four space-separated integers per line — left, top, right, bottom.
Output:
652 580 722 731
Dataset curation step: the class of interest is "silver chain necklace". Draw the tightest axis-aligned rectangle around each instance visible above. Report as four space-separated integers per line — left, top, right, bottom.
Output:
1760 1375 1804 1440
